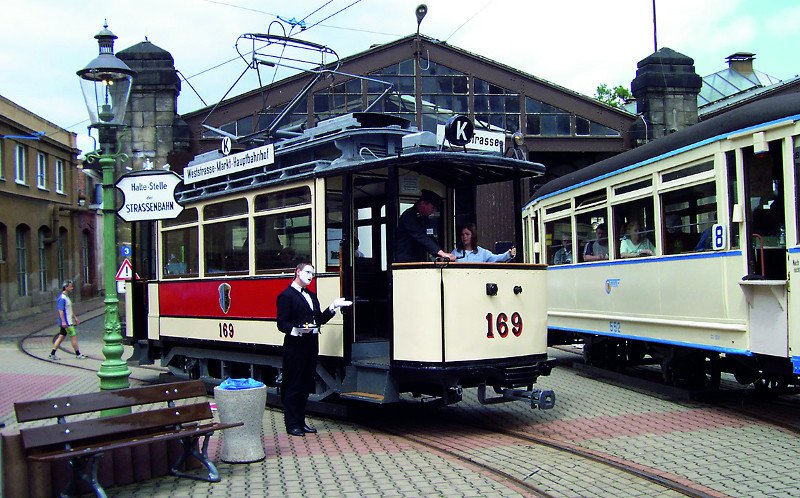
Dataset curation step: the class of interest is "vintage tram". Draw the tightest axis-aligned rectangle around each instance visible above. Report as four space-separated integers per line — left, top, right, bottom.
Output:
522 93 800 390
126 112 555 409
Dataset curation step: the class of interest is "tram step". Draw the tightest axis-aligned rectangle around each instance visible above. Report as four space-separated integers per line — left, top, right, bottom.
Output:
351 356 390 370
339 391 386 403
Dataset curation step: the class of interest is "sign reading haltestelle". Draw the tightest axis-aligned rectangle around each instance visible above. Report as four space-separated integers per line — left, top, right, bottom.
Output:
183 143 275 184
116 170 184 222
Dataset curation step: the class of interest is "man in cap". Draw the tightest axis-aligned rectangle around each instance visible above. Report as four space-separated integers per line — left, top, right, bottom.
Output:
395 189 456 263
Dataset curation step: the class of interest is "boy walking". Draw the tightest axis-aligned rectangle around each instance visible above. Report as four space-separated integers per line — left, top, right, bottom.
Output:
49 280 87 360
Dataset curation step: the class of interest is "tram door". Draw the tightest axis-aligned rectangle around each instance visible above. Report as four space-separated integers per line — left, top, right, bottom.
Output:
352 175 390 342
742 142 787 279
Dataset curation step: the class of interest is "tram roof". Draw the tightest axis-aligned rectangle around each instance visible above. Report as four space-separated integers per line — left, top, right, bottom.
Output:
528 92 800 205
178 113 544 202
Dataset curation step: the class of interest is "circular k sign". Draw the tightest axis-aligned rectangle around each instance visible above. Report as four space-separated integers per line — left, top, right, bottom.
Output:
221 136 232 156
444 115 474 146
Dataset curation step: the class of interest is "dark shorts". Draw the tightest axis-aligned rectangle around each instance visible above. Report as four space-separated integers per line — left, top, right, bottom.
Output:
58 326 76 337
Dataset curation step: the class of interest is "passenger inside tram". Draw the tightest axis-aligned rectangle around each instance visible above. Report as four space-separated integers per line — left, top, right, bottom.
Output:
583 223 609 261
552 233 573 264
619 219 655 257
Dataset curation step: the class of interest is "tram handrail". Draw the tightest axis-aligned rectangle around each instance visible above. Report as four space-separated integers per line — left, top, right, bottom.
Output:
751 233 765 277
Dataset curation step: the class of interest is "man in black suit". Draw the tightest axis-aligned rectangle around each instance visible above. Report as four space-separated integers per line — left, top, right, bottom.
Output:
276 262 351 436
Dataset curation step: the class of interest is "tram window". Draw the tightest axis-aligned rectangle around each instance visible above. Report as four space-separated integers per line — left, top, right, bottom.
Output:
204 198 247 220
204 219 249 275
255 210 311 272
255 187 311 211
576 209 608 262
795 137 800 244
614 179 652 196
162 207 197 228
545 218 572 265
726 151 740 249
612 199 655 258
325 182 343 269
162 227 198 278
576 189 606 209
662 161 714 183
661 182 717 254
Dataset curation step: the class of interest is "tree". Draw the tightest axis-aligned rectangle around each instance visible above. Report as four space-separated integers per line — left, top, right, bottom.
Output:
595 84 633 109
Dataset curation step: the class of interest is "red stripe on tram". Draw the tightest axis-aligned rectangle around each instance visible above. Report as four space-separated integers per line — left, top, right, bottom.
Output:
159 278 314 319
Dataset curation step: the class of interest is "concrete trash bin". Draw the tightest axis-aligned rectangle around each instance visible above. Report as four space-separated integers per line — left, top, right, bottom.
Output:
213 379 267 463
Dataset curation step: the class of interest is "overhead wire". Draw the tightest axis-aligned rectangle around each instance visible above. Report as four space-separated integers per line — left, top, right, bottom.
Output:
443 0 496 42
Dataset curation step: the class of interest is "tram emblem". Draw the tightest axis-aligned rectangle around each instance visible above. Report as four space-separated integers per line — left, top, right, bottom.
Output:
605 278 620 295
218 283 232 314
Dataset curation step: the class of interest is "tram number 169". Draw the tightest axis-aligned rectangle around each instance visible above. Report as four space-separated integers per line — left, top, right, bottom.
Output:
485 312 523 338
219 322 235 339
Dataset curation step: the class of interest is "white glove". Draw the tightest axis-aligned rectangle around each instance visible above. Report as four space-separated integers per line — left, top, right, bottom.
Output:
329 297 353 311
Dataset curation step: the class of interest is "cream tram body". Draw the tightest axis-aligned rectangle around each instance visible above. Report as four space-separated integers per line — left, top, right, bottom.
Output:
522 94 800 388
126 113 554 408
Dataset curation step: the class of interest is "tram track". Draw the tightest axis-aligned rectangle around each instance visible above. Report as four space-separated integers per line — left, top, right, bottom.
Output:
17 320 168 384
361 407 721 498
552 344 800 436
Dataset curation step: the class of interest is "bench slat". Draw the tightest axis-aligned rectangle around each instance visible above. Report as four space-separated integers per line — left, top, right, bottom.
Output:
14 381 207 422
20 402 213 450
26 421 242 462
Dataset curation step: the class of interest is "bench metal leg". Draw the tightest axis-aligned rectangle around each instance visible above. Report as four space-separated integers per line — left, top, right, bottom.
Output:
61 454 106 498
170 434 221 483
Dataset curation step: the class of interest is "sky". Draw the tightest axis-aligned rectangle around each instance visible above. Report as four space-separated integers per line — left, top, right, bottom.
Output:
1 0 798 153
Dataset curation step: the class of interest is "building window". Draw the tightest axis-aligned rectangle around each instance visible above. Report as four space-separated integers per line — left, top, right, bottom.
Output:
420 62 469 133
15 144 27 184
38 228 48 291
82 230 91 285
36 153 47 189
314 79 362 122
256 98 307 135
0 141 5 180
474 78 520 134
57 228 66 286
368 59 416 123
55 159 65 193
525 97 570 136
16 225 29 296
0 223 6 262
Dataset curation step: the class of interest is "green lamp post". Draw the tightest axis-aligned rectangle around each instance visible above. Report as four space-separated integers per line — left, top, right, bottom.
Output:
77 21 135 391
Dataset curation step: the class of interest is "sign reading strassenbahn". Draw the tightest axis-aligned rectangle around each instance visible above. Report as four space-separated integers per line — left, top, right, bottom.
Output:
116 170 184 222
184 143 275 184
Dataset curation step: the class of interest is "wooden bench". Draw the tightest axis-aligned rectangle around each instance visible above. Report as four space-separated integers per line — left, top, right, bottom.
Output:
13 380 242 498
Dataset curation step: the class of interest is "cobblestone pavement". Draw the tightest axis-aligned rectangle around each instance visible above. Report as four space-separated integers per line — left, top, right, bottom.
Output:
2 301 799 496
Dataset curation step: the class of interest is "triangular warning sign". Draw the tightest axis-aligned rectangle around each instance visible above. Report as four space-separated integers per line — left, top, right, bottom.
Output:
115 259 134 281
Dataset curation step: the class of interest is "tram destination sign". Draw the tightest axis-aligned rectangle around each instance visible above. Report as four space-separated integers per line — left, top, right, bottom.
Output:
184 143 275 184
115 170 184 222
436 124 505 153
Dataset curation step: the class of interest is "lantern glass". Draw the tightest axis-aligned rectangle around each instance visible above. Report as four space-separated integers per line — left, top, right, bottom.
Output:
78 64 132 127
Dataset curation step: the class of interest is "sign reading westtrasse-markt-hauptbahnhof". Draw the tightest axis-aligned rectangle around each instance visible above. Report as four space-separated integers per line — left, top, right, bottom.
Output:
183 143 275 184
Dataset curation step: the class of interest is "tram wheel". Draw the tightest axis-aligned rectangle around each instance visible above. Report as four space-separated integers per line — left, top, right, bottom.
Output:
754 377 787 394
625 341 647 366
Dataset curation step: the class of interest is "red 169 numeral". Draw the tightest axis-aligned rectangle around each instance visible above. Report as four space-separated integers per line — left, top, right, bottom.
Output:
485 312 523 338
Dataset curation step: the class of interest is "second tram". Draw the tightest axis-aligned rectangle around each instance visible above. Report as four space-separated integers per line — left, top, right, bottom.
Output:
523 93 800 390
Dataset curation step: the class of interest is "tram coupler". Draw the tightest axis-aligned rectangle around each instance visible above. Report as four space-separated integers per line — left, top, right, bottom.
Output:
477 384 556 410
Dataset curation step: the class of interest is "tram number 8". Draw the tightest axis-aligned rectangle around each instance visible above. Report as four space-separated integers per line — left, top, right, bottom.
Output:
219 322 235 339
485 312 523 338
